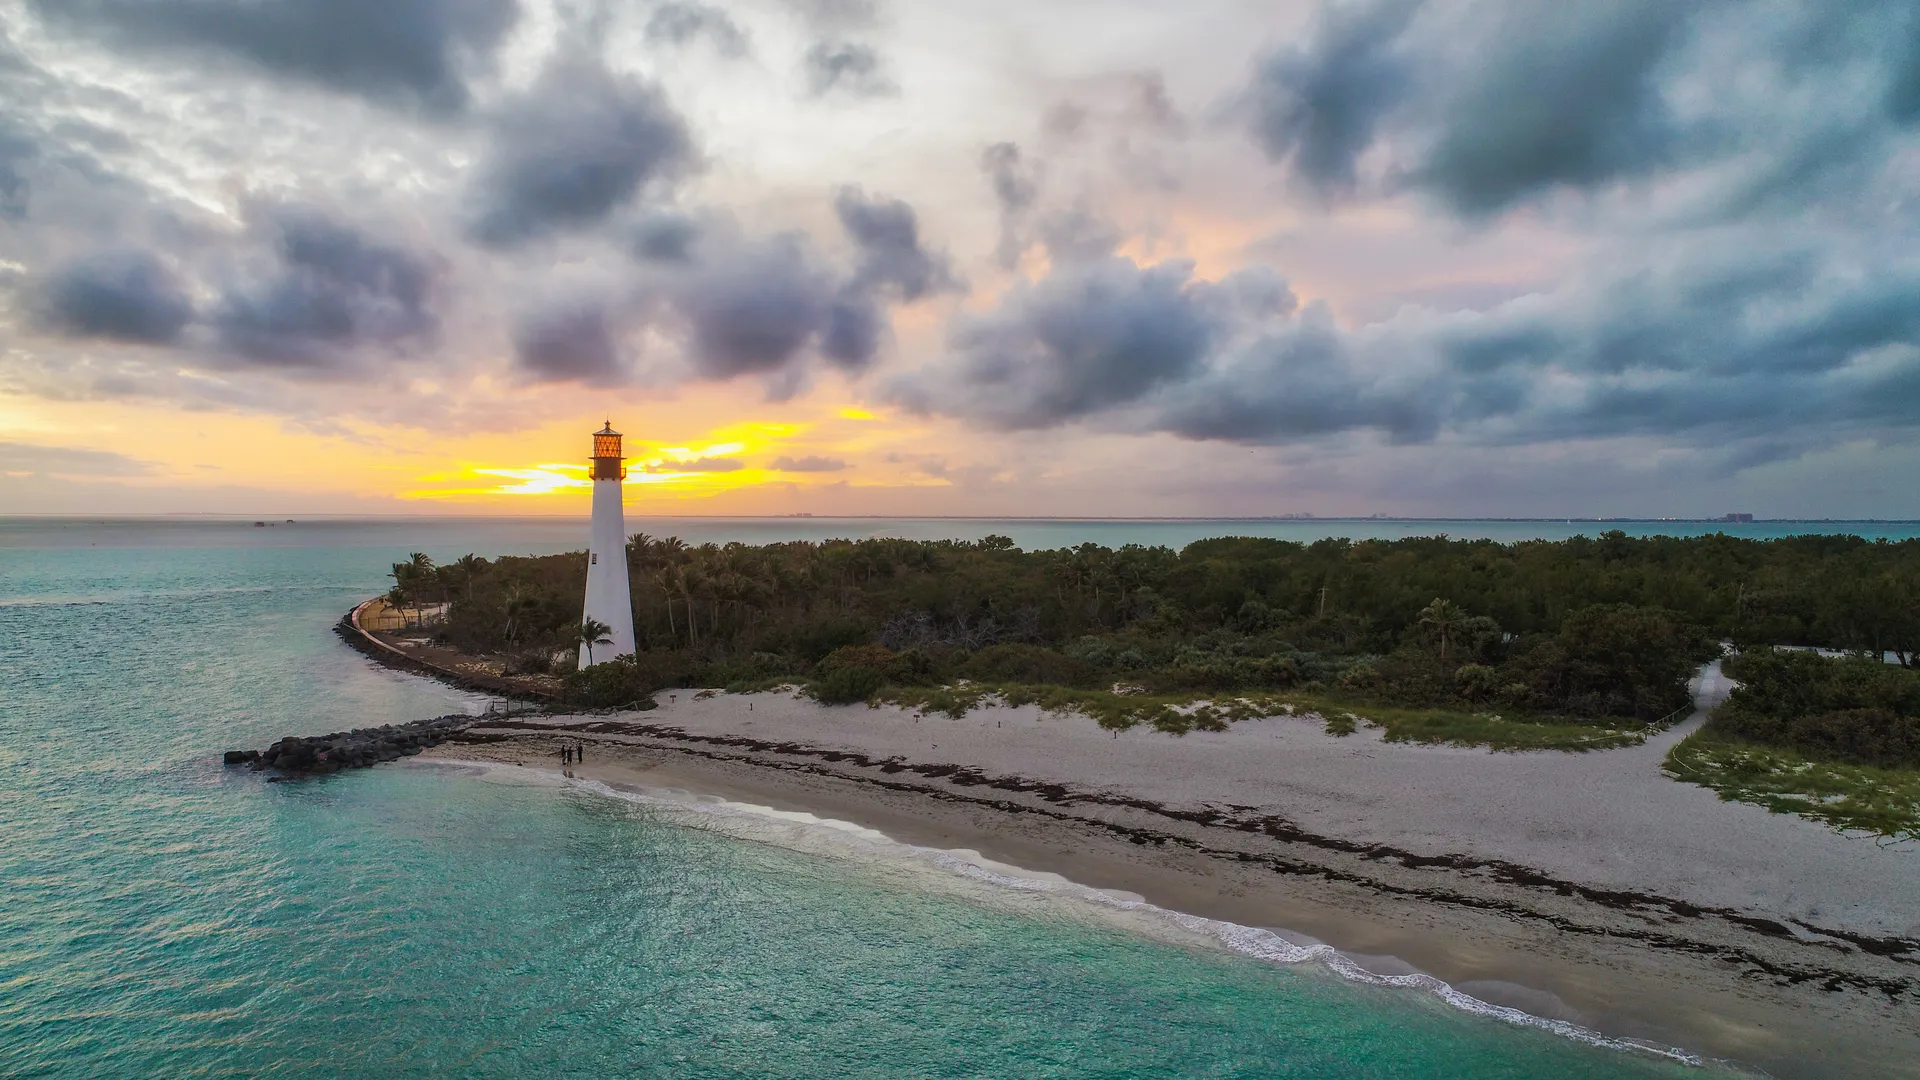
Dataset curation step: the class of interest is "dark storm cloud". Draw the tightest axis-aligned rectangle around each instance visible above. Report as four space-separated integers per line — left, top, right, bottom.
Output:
468 56 695 246
769 454 848 472
980 142 1038 269
833 186 959 300
644 2 750 57
803 41 896 98
31 0 518 115
1152 309 1445 444
630 212 703 262
1239 1 1920 216
512 301 625 385
214 206 440 367
819 288 884 370
675 236 836 378
1246 0 1420 196
890 238 1920 450
38 249 194 344
1412 0 1694 214
888 258 1232 429
648 191 950 382
1890 15 1920 124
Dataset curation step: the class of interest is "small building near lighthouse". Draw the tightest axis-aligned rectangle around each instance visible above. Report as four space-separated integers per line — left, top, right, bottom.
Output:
580 421 637 669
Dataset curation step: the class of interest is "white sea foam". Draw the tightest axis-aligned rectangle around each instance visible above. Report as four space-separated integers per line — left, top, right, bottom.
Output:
425 759 1728 1072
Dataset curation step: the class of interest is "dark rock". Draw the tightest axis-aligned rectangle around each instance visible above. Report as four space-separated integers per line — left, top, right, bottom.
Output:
235 712 475 776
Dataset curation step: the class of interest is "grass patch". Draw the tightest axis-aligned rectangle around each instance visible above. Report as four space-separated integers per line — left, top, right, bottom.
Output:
864 682 1648 749
1300 697 1652 752
1665 730 1920 842
877 683 1289 734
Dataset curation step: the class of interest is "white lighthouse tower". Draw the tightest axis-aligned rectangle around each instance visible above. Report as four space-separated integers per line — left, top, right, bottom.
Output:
580 420 636 669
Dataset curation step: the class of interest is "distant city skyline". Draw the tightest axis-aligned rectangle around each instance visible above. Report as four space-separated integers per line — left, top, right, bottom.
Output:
4 1 1919 518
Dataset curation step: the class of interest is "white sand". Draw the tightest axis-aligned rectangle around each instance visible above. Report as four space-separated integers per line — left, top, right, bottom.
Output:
616 663 1916 937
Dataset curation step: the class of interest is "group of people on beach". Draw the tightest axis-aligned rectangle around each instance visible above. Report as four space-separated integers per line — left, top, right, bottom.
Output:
560 742 585 766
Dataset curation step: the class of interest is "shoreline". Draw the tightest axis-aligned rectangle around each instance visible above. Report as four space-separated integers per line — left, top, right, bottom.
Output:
415 695 1920 1080
410 753 1718 1072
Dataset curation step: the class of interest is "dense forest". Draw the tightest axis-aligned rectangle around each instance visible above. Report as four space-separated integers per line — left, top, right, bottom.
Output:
382 531 1919 741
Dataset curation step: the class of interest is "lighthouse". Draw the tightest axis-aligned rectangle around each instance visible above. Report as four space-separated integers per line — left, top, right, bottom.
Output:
580 420 637 668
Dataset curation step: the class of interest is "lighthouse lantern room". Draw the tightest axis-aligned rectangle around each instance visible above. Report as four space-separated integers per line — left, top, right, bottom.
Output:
580 421 637 669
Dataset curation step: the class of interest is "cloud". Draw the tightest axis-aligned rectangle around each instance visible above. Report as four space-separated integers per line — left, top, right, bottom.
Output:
468 54 695 245
891 243 1920 454
0 441 154 477
38 249 195 344
31 0 519 115
890 257 1273 429
1245 0 1420 196
1411 0 1695 215
980 142 1038 269
647 192 952 384
644 455 743 472
630 212 703 262
512 300 626 385
803 40 897 98
673 235 838 378
1238 1 1920 218
0 121 34 220
214 205 441 368
1034 206 1123 264
644 2 750 57
833 186 960 300
769 454 848 472
786 0 878 27
1126 72 1187 135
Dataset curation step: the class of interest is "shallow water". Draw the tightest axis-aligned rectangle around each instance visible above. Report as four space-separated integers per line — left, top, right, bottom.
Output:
0 518 1784 1077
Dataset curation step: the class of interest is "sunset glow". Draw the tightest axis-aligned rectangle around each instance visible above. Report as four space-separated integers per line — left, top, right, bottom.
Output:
3 0 1918 519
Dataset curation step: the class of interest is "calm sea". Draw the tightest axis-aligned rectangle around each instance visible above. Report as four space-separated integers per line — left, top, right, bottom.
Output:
3 516 1857 1077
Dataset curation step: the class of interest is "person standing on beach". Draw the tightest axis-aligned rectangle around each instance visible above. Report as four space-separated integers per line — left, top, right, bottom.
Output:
576 742 584 763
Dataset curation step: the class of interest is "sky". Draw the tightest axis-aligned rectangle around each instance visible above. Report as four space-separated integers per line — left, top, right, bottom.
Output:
2 0 1919 518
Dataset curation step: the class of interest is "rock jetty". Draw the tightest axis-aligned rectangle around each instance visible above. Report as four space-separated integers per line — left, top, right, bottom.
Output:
224 714 472 774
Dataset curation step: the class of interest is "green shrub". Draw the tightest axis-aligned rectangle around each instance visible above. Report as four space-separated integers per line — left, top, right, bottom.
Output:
811 665 887 704
563 657 657 708
821 643 899 673
1714 650 1920 768
960 643 1100 687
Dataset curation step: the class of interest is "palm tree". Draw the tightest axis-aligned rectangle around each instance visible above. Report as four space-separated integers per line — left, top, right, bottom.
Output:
1418 598 1468 663
454 554 485 600
404 552 434 625
575 618 614 667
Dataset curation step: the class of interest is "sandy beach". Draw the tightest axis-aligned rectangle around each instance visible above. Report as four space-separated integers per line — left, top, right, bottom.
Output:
418 670 1919 1079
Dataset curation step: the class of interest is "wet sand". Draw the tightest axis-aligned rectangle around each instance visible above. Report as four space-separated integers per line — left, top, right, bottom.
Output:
417 675 1919 1079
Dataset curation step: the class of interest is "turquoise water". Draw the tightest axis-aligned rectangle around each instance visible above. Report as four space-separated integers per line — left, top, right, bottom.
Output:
0 518 1784 1077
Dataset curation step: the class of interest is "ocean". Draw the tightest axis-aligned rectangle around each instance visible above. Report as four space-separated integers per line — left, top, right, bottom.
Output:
5 515 1866 1077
